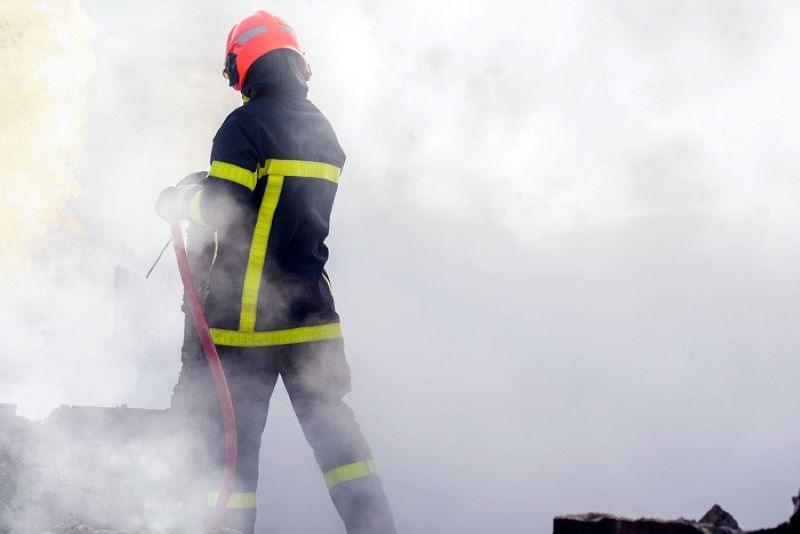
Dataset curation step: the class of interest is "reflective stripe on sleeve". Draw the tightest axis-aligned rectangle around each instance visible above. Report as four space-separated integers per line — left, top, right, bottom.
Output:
324 459 378 489
238 174 284 331
210 322 342 347
189 190 205 226
175 184 205 225
209 160 257 190
257 159 341 183
176 184 201 207
207 491 257 509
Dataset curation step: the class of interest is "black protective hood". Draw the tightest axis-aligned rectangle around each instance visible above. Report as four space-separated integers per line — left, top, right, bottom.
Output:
241 49 309 100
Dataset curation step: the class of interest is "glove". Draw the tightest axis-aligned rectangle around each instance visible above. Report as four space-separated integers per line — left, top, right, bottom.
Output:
155 186 179 223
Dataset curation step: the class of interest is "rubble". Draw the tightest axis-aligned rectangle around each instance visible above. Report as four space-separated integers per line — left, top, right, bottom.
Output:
4 401 800 533
553 510 738 534
1 231 213 533
1 404 32 533
0 403 186 533
700 505 740 530
554 494 800 534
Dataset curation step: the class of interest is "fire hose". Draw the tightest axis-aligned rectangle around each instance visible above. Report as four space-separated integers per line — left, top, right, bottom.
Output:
170 222 238 532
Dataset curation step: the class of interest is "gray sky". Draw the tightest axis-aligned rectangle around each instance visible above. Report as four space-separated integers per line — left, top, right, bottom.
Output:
1 1 799 532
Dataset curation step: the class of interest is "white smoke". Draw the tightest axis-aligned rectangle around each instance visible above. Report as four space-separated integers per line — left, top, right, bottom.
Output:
1 0 799 532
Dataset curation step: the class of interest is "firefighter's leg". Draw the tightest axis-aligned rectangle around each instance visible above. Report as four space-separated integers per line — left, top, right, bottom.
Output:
169 325 221 532
206 347 280 534
168 223 220 530
282 339 396 534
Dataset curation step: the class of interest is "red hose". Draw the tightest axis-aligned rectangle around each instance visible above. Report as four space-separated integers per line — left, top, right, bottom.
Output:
170 223 237 532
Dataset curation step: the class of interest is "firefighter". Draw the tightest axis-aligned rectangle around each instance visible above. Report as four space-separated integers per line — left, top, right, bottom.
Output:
156 10 396 534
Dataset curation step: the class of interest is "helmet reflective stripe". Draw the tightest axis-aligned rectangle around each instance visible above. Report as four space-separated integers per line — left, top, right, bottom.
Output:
235 25 268 46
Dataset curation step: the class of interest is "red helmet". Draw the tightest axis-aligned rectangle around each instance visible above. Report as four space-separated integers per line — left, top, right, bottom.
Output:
223 10 308 91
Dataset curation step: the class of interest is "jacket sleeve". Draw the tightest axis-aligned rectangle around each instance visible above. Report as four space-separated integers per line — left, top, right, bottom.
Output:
174 113 259 228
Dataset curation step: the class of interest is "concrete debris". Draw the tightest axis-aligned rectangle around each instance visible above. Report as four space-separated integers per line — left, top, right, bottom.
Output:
0 402 190 533
700 505 740 530
4 401 800 533
1 228 213 533
553 510 739 533
554 496 800 534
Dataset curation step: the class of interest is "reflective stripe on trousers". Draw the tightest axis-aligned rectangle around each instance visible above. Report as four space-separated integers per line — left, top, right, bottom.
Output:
208 491 257 509
324 459 379 489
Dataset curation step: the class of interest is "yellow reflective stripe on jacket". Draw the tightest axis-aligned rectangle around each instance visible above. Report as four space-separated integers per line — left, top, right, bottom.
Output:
257 159 341 183
176 184 200 207
238 174 284 331
211 322 342 347
324 459 378 489
207 491 256 509
220 159 341 339
189 190 204 225
175 184 205 226
209 160 257 190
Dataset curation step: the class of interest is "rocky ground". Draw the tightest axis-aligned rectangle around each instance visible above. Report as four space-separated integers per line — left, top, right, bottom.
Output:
555 495 800 533
4 403 799 533
0 403 186 533
41 497 800 534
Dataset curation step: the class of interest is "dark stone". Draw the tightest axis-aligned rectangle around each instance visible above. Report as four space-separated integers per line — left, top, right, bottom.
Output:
553 512 738 533
555 497 800 534
700 505 740 530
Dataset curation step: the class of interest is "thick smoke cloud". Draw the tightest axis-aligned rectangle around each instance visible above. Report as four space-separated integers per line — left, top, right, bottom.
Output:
1 1 799 532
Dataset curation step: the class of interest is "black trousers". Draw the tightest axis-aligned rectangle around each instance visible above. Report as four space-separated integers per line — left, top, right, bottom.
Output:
172 338 396 534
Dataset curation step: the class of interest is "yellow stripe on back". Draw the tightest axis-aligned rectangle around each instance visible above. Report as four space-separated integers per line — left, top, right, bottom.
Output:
211 323 342 347
238 174 284 331
257 159 340 183
228 159 342 339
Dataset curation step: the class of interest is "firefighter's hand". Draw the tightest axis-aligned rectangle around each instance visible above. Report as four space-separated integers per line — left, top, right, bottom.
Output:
155 186 179 223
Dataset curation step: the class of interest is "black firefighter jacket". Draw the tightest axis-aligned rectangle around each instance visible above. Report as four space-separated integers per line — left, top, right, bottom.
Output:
177 50 346 349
